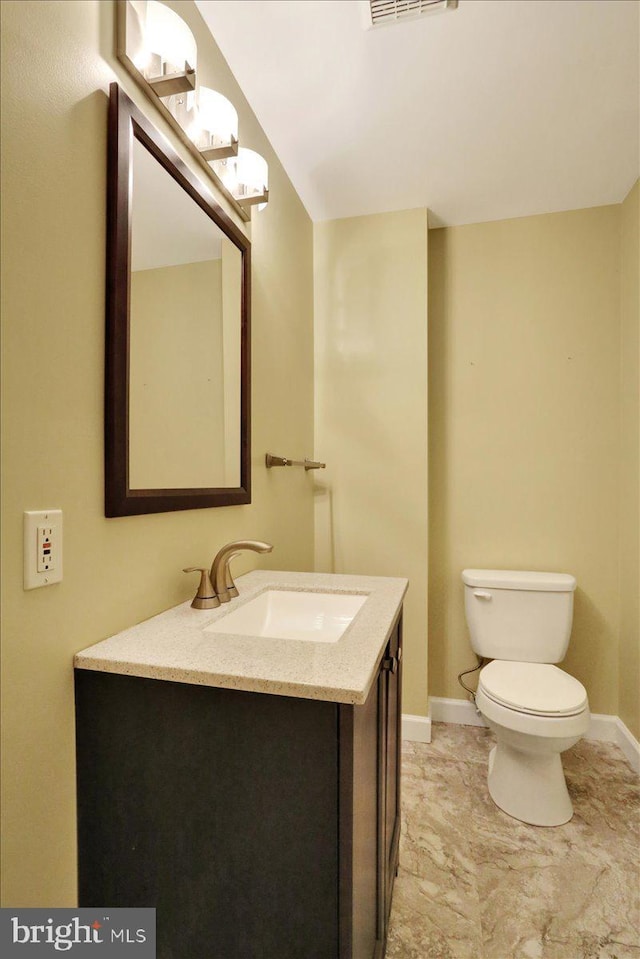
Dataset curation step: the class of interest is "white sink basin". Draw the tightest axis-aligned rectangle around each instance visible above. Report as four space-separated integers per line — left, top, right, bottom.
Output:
204 589 368 643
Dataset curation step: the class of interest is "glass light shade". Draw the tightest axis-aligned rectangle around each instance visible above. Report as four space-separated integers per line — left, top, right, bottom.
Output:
142 0 198 76
238 149 269 193
191 87 238 151
213 148 269 211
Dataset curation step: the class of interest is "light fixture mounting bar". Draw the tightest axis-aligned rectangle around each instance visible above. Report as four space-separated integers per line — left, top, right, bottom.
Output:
237 188 269 209
147 67 196 98
200 135 239 162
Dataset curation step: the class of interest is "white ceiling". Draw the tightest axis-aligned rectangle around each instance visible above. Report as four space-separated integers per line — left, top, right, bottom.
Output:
196 0 640 226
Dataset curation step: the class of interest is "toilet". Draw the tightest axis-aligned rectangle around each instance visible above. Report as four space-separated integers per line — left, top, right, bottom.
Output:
462 568 590 827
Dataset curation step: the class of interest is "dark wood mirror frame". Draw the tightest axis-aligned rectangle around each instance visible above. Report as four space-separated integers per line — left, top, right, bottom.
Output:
105 83 251 517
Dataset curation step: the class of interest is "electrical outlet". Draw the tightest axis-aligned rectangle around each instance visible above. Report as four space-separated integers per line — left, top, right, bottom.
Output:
37 525 55 572
24 509 63 589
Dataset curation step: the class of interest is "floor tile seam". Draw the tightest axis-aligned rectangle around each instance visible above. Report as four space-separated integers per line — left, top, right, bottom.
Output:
406 753 492 772
395 843 480 886
415 757 492 771
399 816 481 865
382 870 482 959
394 866 482 917
466 837 640 881
563 825 640 854
401 769 492 802
476 900 590 959
473 854 640 945
464 792 570 871
483 928 640 955
565 767 640 787
410 902 485 957
401 772 489 819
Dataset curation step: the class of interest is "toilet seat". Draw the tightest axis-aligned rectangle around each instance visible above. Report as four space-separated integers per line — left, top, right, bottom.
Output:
478 661 588 717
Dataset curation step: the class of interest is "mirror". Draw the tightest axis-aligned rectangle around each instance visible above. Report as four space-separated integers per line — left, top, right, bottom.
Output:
105 83 250 516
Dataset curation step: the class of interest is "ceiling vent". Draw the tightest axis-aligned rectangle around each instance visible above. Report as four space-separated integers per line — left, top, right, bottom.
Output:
367 0 458 27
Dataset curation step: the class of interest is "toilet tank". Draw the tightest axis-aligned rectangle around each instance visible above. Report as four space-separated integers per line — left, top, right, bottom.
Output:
462 569 576 663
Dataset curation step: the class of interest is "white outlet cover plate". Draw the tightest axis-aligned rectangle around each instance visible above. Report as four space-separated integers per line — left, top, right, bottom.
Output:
24 509 63 590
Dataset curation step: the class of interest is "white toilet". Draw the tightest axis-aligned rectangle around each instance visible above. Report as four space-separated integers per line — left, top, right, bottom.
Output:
462 568 590 827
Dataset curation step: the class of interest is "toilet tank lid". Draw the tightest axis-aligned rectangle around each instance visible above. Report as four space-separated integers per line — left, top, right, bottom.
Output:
462 569 577 592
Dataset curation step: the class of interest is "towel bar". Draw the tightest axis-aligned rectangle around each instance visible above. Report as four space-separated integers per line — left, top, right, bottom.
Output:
265 453 326 471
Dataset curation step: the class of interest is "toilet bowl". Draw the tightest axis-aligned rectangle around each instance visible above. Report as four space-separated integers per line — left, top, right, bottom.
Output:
476 661 589 826
462 569 590 827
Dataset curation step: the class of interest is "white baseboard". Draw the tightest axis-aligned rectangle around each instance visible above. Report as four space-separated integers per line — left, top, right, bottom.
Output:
429 696 487 727
613 717 640 774
570 711 639 772
401 712 432 743
585 712 619 742
403 698 639 774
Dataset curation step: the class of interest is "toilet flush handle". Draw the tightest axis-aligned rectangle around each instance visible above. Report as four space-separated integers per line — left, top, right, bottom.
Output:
473 590 492 600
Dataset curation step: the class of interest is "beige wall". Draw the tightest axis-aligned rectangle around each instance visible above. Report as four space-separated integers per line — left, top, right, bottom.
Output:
428 206 623 715
0 0 314 906
619 180 640 740
314 210 429 717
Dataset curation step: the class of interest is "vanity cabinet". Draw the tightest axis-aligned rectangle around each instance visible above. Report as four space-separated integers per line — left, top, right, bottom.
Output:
75 613 402 959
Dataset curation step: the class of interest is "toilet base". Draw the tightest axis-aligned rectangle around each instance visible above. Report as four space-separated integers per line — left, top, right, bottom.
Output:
487 743 573 826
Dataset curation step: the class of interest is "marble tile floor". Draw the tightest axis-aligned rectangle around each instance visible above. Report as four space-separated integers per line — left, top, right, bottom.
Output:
386 723 640 959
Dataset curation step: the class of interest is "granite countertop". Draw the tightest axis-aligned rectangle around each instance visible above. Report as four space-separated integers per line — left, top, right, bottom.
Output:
74 570 408 705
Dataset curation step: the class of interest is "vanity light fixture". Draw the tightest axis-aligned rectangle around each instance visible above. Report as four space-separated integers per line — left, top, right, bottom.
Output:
116 0 258 220
213 148 269 211
190 87 239 161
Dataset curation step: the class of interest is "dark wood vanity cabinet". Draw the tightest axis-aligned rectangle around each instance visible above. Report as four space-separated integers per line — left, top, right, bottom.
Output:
75 614 402 959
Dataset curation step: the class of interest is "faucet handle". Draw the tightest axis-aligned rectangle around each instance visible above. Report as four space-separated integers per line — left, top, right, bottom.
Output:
183 567 220 610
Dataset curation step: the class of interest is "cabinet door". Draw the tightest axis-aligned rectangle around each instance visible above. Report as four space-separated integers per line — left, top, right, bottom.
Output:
380 619 402 938
383 616 402 914
76 672 340 959
340 668 383 959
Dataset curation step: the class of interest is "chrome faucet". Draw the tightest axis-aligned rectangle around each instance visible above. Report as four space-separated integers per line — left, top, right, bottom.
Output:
211 540 273 603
